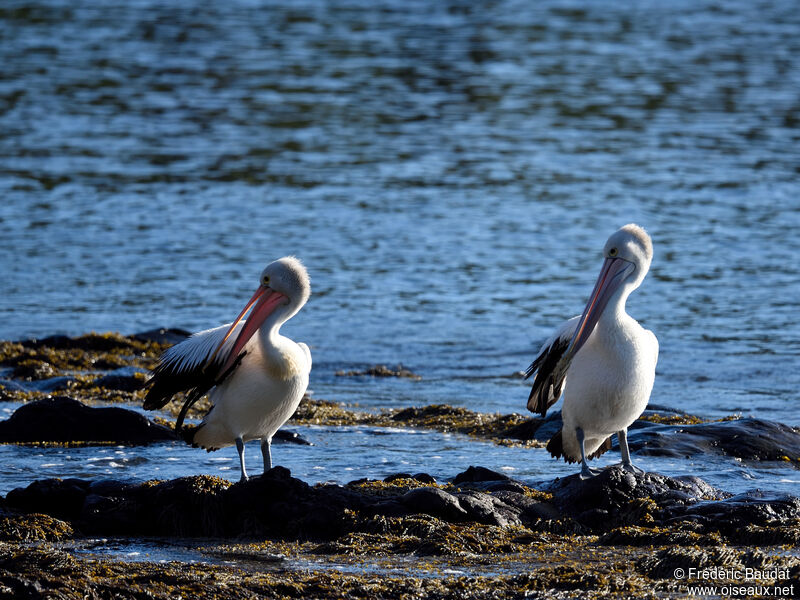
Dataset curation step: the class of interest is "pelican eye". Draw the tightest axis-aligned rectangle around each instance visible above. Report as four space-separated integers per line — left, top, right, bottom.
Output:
262 276 270 285
609 248 618 257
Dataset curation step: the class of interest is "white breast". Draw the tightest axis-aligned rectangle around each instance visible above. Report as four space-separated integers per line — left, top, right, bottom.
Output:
561 316 658 436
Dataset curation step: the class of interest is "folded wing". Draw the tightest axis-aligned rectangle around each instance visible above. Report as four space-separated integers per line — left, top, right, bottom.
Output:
143 322 246 430
524 316 578 416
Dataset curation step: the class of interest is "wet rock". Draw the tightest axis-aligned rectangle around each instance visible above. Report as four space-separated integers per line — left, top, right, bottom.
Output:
10 468 367 540
546 466 723 530
400 488 468 521
0 396 178 444
91 371 145 392
498 417 542 440
453 465 511 484
637 546 745 579
664 489 800 530
0 513 74 542
24 332 139 352
5 375 78 392
336 364 421 379
492 490 562 522
273 429 313 446
6 478 91 521
131 328 191 345
11 359 60 380
598 525 722 546
383 472 436 484
530 411 564 442
454 490 521 527
629 417 800 462
452 465 527 492
4 466 798 547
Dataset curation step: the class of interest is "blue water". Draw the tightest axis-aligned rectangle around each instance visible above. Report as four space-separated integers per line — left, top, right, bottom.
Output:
1 0 799 495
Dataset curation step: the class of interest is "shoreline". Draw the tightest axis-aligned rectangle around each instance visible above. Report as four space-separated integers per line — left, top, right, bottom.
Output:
0 331 798 598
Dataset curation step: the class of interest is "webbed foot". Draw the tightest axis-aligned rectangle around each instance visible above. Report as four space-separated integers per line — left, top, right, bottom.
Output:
579 464 600 480
620 462 644 475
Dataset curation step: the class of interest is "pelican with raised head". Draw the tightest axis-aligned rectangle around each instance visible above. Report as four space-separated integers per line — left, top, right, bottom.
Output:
525 224 658 479
144 256 312 482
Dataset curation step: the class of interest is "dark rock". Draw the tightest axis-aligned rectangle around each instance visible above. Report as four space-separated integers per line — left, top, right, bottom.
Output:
0 397 178 444
11 361 60 380
454 490 521 527
499 418 542 440
453 466 511 484
629 417 800 462
0 513 74 542
400 488 468 522
9 376 78 392
224 467 369 540
273 429 313 446
598 525 721 547
384 473 413 482
546 466 723 530
3 467 797 544
637 546 745 579
491 490 562 522
20 335 72 349
531 411 563 442
91 372 144 392
383 472 436 484
336 364 421 379
6 478 91 521
131 328 192 346
24 333 137 352
664 489 800 530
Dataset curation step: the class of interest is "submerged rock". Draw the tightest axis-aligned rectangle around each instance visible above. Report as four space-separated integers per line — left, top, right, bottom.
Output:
335 364 421 379
0 396 177 444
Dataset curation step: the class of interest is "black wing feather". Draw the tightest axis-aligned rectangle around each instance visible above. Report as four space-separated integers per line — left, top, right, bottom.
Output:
143 346 246 433
524 336 571 417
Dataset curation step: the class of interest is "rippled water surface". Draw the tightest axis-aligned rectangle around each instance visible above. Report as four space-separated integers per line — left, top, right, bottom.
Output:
1 0 799 493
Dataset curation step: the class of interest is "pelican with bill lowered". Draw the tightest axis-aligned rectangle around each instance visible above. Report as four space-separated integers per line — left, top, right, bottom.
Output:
144 256 311 482
524 224 658 479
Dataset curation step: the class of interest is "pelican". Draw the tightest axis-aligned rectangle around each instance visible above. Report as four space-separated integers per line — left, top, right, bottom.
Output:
144 256 311 482
524 224 658 479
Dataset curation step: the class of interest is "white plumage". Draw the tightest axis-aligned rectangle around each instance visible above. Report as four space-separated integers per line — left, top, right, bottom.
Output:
145 256 312 481
525 224 658 478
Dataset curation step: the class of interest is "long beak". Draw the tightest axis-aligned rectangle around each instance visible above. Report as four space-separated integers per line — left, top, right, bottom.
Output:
207 285 287 374
566 257 634 358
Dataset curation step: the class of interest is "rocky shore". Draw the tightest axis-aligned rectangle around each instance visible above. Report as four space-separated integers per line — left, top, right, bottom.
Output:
0 332 798 598
0 466 798 598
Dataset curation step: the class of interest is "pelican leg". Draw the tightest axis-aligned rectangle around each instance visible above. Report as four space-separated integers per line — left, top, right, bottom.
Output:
236 437 249 482
618 429 644 474
261 437 272 474
576 427 599 480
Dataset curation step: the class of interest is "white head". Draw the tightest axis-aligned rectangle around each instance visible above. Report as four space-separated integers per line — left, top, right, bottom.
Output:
259 256 311 320
567 224 653 356
213 256 311 372
602 223 653 291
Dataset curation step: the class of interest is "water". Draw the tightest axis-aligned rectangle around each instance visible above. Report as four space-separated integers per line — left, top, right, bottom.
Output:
1 1 799 494
0 403 798 496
